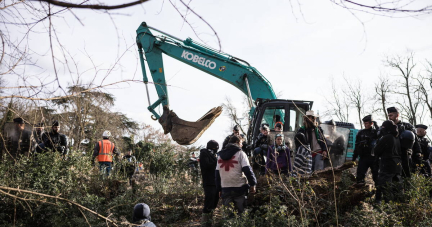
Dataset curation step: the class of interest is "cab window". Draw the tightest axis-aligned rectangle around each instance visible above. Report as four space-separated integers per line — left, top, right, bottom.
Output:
260 106 285 130
289 106 306 132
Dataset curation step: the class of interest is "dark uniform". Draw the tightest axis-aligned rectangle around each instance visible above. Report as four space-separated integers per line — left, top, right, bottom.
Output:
324 120 346 167
353 115 379 184
33 123 45 154
374 120 402 203
222 125 249 156
416 124 431 177
387 107 422 178
199 140 219 215
252 124 270 175
42 121 68 155
1 118 33 159
33 123 45 144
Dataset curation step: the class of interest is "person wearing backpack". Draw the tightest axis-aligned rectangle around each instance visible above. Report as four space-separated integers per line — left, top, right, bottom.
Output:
122 150 137 185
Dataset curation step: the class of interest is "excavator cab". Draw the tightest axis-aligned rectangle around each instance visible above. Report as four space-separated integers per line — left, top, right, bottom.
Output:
249 99 356 168
248 99 313 150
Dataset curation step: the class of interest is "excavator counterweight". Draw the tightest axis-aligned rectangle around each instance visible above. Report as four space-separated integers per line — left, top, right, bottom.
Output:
158 106 223 145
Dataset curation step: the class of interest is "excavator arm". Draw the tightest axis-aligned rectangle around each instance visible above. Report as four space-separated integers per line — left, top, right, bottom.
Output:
136 22 277 145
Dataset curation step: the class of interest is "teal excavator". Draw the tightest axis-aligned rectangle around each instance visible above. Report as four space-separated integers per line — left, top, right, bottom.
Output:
136 22 315 146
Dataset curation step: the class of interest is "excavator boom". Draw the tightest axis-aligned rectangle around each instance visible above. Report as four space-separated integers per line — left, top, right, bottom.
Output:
136 22 277 145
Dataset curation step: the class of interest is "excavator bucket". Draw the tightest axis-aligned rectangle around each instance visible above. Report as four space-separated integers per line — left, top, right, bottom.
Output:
158 105 223 145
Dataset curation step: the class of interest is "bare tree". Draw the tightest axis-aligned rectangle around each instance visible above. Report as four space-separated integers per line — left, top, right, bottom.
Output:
222 97 249 135
342 76 369 129
374 74 392 120
386 53 420 125
417 60 432 120
0 0 222 151
324 78 350 123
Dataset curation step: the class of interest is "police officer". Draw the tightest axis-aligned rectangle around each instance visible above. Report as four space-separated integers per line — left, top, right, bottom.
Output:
33 122 45 144
353 115 379 185
222 125 249 155
325 119 346 167
42 120 68 155
387 107 422 177
253 124 270 176
415 124 431 177
2 117 33 159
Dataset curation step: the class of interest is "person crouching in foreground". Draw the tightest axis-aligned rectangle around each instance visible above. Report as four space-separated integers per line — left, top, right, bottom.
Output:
216 135 257 216
133 203 156 227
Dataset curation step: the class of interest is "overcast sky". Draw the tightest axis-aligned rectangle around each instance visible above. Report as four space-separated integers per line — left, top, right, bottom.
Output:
8 0 432 149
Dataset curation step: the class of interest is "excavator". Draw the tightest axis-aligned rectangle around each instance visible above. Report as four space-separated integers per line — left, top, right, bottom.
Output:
136 22 354 165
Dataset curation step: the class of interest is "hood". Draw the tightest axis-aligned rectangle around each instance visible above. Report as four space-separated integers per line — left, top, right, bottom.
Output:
200 148 215 156
381 120 398 137
133 203 151 222
219 143 241 160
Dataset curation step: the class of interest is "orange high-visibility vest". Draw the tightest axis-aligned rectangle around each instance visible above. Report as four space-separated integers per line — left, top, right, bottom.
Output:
98 139 115 162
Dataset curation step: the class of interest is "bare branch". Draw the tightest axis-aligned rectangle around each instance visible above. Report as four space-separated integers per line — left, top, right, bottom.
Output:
0 80 163 101
330 0 432 17
34 0 150 10
0 186 133 226
177 0 222 51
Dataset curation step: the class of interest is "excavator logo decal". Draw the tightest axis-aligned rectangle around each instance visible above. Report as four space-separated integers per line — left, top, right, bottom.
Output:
181 50 217 69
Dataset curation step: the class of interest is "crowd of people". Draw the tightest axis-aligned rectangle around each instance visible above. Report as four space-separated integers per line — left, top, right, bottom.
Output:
1 118 69 159
1 118 138 182
1 118 152 225
197 106 431 225
2 105 431 225
352 107 431 203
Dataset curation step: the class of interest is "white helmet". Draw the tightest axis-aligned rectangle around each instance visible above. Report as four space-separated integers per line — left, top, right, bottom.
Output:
102 130 111 138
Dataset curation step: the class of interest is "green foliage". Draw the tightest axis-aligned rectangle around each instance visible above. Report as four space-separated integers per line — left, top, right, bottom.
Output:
345 174 432 226
0 141 200 226
220 198 303 227
134 141 154 162
1 144 432 226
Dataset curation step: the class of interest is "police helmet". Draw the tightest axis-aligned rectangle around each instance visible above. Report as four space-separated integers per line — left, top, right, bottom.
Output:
400 130 415 150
